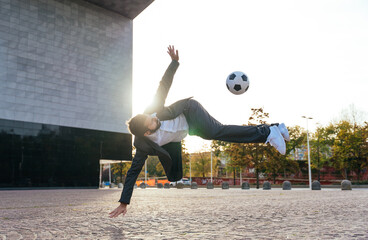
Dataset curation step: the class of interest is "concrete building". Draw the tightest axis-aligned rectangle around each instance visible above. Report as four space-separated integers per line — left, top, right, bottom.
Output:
0 0 153 187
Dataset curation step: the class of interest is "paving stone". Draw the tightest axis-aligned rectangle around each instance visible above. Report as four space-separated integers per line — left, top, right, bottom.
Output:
0 188 367 239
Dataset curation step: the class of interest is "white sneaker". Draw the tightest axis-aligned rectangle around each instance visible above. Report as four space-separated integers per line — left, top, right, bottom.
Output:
266 126 286 155
278 123 290 142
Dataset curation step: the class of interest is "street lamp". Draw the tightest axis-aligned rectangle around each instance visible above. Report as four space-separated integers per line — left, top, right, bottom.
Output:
302 116 313 190
145 160 147 184
189 154 192 183
210 150 213 183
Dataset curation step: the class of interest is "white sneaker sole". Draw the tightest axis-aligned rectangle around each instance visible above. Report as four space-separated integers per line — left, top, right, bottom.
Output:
278 123 290 142
267 126 286 155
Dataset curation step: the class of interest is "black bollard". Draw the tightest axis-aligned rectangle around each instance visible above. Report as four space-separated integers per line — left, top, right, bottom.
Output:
222 182 229 189
341 180 352 190
282 181 292 190
312 180 321 190
241 182 250 190
263 181 271 190
207 182 214 189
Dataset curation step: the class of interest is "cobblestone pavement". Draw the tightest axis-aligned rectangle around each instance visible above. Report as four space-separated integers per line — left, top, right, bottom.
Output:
1 188 368 240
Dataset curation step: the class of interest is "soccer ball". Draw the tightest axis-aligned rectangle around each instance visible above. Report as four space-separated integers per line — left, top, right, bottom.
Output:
226 71 249 95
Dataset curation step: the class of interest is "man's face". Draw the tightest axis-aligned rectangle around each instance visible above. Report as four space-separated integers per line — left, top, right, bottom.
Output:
143 115 161 136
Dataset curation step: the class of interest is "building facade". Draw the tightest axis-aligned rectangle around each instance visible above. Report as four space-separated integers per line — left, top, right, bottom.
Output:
0 0 153 187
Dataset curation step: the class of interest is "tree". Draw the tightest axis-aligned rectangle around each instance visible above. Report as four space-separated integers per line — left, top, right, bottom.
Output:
263 126 301 183
349 122 368 181
155 160 165 176
246 108 273 188
340 103 367 126
263 147 283 183
111 161 132 183
181 140 190 177
211 140 230 177
146 156 163 177
212 108 272 188
310 124 334 181
191 151 211 177
218 139 252 184
331 121 368 180
278 126 305 179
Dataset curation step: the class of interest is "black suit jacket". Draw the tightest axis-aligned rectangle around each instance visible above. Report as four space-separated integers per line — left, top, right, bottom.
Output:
119 60 191 204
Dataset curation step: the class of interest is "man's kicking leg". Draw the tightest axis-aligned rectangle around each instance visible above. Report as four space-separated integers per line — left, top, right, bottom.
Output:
183 99 288 154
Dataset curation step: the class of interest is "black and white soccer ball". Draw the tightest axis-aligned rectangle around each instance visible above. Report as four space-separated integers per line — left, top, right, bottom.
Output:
226 71 249 95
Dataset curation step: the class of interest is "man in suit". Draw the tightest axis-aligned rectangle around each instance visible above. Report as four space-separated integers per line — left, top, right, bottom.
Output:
109 45 289 218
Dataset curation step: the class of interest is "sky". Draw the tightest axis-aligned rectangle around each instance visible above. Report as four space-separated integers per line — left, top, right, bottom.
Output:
131 0 368 153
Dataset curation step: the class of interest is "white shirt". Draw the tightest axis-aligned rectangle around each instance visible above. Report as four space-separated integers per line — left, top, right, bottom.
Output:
146 113 189 146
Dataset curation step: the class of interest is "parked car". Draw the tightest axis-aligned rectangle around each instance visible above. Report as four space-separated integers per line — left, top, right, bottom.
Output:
170 178 191 186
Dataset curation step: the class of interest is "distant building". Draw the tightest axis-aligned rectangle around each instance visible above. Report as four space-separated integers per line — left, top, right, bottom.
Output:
0 0 153 187
290 145 308 161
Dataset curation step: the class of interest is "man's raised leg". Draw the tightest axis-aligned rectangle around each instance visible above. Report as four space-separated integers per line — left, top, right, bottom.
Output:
183 99 287 154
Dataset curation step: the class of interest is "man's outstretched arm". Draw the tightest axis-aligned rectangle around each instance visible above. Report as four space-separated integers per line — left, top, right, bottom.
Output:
109 202 127 218
167 45 179 61
109 151 147 218
144 45 180 114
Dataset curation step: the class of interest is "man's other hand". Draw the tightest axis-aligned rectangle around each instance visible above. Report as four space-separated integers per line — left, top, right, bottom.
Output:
109 203 127 218
167 45 179 61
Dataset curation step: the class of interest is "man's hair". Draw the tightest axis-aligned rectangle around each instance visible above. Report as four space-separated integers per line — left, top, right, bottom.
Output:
126 114 148 137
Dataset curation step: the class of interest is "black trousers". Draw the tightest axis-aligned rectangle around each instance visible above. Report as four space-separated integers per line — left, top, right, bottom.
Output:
183 99 270 143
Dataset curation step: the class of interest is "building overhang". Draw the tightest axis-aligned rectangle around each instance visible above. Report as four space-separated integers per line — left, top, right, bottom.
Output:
83 0 154 19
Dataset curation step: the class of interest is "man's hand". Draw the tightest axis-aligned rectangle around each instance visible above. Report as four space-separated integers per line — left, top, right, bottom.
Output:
109 203 127 218
167 45 179 61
